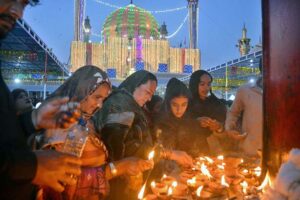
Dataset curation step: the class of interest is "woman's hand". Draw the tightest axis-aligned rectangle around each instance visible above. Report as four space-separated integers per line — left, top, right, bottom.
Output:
32 150 82 192
169 150 193 167
32 97 80 130
197 117 223 132
115 157 154 176
226 130 247 141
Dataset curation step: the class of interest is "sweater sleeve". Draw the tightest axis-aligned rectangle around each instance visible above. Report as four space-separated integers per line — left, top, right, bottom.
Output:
225 87 245 130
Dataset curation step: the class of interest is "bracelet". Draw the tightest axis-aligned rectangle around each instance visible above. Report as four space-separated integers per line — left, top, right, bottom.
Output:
109 162 117 177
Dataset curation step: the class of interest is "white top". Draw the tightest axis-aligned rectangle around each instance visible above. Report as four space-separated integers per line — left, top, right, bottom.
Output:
225 82 263 156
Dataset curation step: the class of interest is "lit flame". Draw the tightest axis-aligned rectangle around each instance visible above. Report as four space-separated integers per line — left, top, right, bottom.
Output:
196 185 204 197
163 174 167 179
217 164 225 170
257 172 272 191
172 181 177 188
241 159 244 163
204 156 214 164
243 169 249 174
253 167 262 177
187 177 196 187
151 181 156 188
199 157 206 161
201 163 213 179
148 150 155 160
167 187 173 196
137 183 146 199
221 175 229 187
240 180 248 194
217 155 224 160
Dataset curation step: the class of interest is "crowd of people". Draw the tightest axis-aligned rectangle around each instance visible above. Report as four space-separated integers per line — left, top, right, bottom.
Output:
0 1 263 200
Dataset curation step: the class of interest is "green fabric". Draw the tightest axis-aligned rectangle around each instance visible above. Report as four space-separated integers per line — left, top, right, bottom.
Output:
102 4 159 39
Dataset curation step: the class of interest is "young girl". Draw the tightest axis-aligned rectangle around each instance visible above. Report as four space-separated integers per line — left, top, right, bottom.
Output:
156 78 210 158
189 70 229 154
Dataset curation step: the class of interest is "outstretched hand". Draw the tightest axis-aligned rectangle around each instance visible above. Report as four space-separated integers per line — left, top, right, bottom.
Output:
169 150 193 168
32 150 82 192
197 117 223 132
32 97 80 130
226 130 247 141
116 157 154 176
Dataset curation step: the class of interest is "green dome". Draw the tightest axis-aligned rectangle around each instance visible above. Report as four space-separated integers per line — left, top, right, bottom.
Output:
102 4 160 39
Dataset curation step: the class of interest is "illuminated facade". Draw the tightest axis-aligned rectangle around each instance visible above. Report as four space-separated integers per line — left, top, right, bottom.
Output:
70 4 200 78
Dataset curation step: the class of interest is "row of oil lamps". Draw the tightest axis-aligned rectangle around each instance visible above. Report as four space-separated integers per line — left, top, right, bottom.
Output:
138 152 272 199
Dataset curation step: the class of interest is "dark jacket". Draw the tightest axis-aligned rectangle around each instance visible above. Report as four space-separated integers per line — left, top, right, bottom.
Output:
94 89 153 161
156 116 210 157
0 67 37 199
156 78 210 157
190 95 227 124
93 89 153 200
188 70 227 129
93 70 156 200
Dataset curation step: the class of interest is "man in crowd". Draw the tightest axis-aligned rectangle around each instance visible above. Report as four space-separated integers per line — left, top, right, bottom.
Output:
0 0 82 199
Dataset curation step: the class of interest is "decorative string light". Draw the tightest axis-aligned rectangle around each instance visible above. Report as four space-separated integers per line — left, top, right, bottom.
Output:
92 0 186 13
166 13 188 39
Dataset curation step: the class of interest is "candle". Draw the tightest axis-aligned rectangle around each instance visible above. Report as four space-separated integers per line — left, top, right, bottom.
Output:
167 187 173 197
138 183 146 200
151 181 168 196
217 155 224 160
148 150 155 160
240 180 248 194
200 163 213 179
161 175 176 186
221 175 229 187
196 185 204 197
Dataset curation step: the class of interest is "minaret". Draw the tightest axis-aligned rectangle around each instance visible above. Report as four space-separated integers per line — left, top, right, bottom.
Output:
74 0 85 41
159 22 168 40
83 16 91 43
237 24 251 56
187 0 199 49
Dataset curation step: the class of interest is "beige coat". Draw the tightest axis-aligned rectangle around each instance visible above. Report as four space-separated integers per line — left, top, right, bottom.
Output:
225 81 263 156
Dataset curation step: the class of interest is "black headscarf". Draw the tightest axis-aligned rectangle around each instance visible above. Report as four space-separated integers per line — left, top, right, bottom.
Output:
188 70 227 123
50 65 111 103
145 95 163 112
11 88 28 102
118 70 157 94
188 69 214 100
156 78 211 157
161 78 191 119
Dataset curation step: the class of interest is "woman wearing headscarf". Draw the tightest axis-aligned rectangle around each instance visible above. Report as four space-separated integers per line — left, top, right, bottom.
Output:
189 70 228 154
39 66 153 200
93 70 193 200
157 78 210 157
11 88 33 115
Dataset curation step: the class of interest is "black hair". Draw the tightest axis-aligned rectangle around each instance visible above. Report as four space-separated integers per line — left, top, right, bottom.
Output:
118 70 157 94
145 95 163 112
189 70 214 100
161 78 191 118
11 88 28 103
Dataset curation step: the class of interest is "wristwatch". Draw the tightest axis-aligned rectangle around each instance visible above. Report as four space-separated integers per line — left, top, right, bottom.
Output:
109 162 117 176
